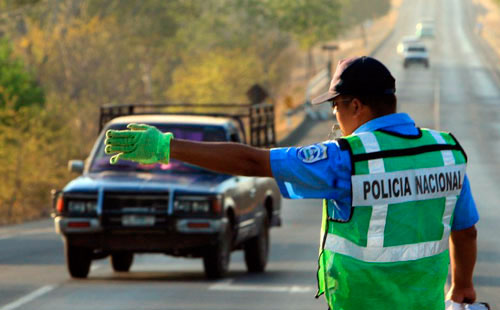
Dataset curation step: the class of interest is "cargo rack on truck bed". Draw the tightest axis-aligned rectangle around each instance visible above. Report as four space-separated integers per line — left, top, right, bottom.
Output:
99 103 276 148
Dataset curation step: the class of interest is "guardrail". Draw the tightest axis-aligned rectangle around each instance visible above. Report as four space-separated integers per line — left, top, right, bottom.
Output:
305 68 330 101
285 66 332 123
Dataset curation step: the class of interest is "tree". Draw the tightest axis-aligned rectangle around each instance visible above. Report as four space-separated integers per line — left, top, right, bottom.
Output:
169 0 293 94
268 0 343 77
0 99 78 223
167 49 265 104
0 37 44 110
339 0 391 47
0 0 41 8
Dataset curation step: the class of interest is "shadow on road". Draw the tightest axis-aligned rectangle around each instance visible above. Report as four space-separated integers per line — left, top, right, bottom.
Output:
74 269 316 285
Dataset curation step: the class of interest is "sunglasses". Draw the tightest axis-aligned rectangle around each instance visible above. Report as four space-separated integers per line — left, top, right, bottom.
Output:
330 98 353 109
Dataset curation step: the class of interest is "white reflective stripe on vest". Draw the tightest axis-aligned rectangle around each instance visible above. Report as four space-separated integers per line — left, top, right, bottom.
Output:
429 129 458 237
358 132 388 247
357 132 381 154
429 130 455 166
443 196 457 236
324 232 449 263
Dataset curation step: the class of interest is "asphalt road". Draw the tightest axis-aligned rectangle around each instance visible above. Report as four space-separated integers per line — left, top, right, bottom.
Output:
1 0 499 309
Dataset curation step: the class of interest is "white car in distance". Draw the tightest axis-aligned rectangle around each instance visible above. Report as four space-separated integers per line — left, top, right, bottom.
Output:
416 21 435 39
403 43 429 68
397 36 421 55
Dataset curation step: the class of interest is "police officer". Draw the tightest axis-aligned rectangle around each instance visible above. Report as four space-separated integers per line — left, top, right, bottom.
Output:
104 56 478 310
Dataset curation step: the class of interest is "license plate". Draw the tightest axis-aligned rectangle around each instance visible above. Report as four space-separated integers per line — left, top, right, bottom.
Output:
122 215 155 226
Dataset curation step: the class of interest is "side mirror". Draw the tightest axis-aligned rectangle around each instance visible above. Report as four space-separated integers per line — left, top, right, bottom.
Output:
229 133 241 143
68 160 84 173
50 189 62 215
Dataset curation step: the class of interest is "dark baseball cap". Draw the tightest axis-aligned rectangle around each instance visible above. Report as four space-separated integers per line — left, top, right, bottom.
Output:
311 56 396 105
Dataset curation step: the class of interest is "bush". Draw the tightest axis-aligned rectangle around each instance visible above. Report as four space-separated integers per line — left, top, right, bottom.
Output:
167 49 266 104
0 37 44 110
0 101 78 224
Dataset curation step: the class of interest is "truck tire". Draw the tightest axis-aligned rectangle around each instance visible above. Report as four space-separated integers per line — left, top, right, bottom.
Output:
65 243 92 279
203 220 232 279
244 215 269 273
110 252 134 272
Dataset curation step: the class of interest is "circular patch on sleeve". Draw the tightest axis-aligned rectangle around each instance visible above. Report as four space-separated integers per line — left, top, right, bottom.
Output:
297 144 328 163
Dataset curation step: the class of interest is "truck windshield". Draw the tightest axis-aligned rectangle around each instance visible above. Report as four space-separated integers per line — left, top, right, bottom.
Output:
90 123 227 174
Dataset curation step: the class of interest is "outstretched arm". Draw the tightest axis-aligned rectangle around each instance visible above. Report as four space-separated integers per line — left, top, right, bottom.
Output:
170 139 272 177
446 225 477 303
104 124 272 177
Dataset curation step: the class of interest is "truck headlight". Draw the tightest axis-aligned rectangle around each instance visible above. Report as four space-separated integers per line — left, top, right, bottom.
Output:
67 200 97 214
174 198 211 213
174 200 192 212
192 201 210 213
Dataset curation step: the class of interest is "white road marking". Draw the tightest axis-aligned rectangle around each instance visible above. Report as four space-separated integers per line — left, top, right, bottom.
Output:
209 279 313 294
289 286 314 293
0 285 55 310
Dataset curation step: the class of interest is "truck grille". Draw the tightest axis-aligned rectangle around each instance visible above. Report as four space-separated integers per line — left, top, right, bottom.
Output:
101 192 170 228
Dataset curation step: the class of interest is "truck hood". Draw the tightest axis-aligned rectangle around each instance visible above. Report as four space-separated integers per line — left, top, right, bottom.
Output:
64 171 233 193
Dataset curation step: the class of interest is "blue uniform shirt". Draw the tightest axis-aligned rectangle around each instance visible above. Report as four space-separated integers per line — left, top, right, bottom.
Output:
270 113 479 230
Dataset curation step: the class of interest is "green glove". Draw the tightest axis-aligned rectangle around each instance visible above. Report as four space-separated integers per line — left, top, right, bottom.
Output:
104 123 174 165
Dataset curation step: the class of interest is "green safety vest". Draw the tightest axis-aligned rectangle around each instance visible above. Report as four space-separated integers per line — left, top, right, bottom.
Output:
316 128 467 310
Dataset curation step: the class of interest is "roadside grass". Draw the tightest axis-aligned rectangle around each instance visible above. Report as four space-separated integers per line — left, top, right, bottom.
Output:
474 0 500 62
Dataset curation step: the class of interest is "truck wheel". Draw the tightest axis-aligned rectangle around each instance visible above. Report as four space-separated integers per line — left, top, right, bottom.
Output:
244 215 269 273
110 252 134 272
65 243 92 279
203 220 232 279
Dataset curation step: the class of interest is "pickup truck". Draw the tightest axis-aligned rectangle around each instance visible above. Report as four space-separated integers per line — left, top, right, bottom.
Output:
52 103 282 279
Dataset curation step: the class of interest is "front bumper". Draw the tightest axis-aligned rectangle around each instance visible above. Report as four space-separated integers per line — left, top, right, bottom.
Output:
54 216 227 254
404 58 429 64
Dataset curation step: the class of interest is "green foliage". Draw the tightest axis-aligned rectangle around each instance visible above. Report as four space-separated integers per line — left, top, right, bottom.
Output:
262 0 343 77
0 100 78 224
268 0 343 50
0 37 44 110
86 0 201 43
168 0 293 92
167 49 266 103
0 0 41 10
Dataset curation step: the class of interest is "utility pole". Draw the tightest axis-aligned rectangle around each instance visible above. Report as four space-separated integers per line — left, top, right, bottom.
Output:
322 44 339 78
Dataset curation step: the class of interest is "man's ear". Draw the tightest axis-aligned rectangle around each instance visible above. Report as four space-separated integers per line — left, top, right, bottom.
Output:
351 98 364 117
